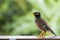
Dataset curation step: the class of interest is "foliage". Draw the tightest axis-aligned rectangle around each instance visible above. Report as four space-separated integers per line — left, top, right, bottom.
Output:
0 0 60 36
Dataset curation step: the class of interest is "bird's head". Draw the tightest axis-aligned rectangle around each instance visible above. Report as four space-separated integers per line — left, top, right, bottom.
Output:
33 12 41 18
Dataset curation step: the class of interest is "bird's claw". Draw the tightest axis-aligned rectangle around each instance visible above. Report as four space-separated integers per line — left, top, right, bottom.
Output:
38 35 45 39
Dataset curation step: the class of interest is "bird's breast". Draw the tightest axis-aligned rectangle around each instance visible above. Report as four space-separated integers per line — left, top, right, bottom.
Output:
35 21 42 28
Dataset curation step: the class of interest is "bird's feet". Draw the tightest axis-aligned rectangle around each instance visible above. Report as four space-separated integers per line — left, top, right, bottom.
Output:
37 31 45 39
38 35 45 39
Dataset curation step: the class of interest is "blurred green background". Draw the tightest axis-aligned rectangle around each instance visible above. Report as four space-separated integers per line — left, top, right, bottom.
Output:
0 0 60 36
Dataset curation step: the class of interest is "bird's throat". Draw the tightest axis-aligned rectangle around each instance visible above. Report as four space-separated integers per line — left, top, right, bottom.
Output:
35 15 41 19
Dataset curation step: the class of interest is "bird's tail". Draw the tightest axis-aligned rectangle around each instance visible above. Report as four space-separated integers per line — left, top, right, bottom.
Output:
49 29 56 36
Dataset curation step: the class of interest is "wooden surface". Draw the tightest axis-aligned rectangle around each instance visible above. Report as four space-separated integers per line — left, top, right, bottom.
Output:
0 36 60 40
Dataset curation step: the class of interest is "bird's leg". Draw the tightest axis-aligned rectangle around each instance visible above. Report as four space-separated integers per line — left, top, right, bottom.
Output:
38 31 46 38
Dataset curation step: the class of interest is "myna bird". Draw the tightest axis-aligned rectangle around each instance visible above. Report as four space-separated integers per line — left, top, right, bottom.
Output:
33 12 56 38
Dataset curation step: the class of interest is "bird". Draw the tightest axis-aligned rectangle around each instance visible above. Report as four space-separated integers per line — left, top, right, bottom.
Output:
33 12 56 38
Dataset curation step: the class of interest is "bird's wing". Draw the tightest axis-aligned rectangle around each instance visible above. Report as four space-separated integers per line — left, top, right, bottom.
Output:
40 18 56 36
40 18 51 30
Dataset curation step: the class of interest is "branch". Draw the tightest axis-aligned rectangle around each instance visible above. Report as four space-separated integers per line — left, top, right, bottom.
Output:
0 36 59 40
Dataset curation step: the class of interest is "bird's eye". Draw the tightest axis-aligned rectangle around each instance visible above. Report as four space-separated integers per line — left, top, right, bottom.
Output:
35 13 39 15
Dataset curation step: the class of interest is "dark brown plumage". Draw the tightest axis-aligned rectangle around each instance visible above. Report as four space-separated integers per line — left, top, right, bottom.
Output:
33 12 56 37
